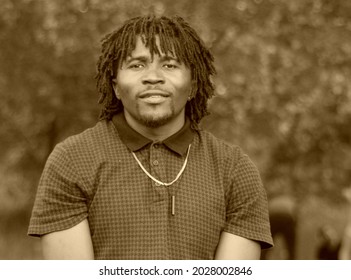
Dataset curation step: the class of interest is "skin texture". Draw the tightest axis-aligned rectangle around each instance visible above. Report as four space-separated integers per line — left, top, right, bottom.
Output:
215 232 261 260
41 219 94 259
113 36 192 141
40 36 261 260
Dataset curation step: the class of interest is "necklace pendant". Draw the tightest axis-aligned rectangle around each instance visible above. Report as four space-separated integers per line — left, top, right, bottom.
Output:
131 144 191 217
171 195 176 216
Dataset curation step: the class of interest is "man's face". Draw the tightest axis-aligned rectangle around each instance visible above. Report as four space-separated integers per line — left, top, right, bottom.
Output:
114 36 192 129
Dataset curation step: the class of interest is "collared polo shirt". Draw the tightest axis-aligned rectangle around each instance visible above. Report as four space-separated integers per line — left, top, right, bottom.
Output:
28 112 273 259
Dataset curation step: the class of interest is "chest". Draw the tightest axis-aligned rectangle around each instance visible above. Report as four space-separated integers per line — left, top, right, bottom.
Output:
84 145 228 259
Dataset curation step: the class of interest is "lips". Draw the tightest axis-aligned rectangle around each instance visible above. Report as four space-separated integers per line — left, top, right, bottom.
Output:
138 89 170 99
138 90 170 104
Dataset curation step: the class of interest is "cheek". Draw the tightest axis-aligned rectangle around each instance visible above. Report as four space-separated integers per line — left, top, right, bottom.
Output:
116 72 136 92
179 80 192 99
116 79 135 99
116 84 133 105
173 73 192 93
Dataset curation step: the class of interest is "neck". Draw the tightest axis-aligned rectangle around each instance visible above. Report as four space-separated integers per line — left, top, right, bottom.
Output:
124 112 186 141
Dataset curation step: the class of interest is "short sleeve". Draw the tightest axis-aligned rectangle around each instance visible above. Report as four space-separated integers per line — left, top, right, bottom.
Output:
224 151 273 249
28 143 88 236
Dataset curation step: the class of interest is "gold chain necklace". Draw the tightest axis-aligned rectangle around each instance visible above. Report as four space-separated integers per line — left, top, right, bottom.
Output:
131 144 191 187
131 144 191 216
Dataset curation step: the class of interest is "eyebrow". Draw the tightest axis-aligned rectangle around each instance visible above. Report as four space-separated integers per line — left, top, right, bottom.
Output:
125 55 181 64
160 55 181 63
124 56 148 64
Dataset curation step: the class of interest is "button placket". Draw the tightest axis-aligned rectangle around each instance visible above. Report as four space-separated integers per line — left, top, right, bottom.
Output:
150 143 166 186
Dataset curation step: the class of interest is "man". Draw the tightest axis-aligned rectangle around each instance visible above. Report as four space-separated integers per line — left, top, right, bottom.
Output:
28 15 273 260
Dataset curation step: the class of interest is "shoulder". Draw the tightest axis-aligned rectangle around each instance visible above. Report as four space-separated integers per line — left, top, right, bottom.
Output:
195 129 261 183
195 129 244 164
61 121 110 147
49 120 119 162
58 120 115 150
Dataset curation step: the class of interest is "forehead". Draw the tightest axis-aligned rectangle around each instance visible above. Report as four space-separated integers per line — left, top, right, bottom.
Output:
127 35 178 60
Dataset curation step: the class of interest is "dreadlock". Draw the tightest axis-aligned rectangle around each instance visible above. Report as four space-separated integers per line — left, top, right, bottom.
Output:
95 15 216 128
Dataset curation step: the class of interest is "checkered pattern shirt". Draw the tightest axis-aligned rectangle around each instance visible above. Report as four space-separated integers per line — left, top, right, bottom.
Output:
28 112 273 259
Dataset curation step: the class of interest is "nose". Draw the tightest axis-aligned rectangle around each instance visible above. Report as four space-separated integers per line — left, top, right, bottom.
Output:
142 65 165 85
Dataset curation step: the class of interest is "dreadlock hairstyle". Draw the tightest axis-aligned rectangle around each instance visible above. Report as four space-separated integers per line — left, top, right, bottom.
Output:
95 15 216 128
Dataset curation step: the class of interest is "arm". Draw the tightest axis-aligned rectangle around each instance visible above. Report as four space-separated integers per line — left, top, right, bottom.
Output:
214 231 261 260
41 219 94 260
221 151 273 257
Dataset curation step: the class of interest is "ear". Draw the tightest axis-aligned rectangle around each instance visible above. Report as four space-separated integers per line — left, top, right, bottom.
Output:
112 78 120 100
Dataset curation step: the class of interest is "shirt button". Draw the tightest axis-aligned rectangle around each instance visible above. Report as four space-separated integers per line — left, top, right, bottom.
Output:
154 144 159 148
155 182 161 186
153 160 159 166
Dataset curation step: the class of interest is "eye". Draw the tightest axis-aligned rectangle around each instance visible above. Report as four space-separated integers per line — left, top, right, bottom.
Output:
163 63 178 69
128 63 144 69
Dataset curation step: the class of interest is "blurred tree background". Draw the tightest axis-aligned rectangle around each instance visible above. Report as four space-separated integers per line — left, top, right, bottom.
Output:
1 0 351 259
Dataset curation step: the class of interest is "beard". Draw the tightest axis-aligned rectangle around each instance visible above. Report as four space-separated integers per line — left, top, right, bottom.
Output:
133 104 176 128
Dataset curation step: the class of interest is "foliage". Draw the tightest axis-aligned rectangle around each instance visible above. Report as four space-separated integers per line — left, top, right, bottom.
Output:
1 0 351 215
204 0 351 202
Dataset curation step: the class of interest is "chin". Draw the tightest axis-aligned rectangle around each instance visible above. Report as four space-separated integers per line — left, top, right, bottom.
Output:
141 116 173 128
136 111 174 127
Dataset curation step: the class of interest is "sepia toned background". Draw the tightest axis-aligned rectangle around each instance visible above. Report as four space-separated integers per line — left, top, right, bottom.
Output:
1 0 351 259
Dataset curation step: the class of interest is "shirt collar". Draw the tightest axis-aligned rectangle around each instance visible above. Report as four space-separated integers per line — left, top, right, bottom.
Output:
112 112 195 156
